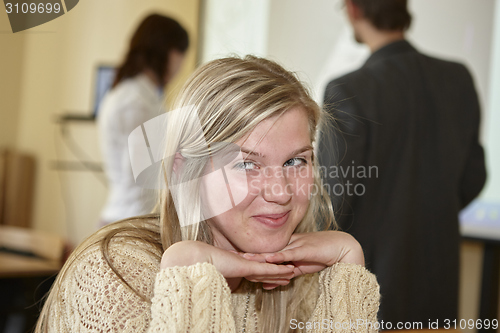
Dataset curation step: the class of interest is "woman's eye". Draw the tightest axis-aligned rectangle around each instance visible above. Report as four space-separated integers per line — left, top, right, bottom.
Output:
284 157 307 167
233 161 256 170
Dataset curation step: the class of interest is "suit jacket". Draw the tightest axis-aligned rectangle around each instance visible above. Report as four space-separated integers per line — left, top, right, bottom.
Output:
320 40 486 325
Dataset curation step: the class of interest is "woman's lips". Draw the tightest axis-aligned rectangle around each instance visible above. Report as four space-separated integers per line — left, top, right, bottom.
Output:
252 211 290 228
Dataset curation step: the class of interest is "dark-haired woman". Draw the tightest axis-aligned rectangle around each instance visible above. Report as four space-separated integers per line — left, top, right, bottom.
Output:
98 14 189 226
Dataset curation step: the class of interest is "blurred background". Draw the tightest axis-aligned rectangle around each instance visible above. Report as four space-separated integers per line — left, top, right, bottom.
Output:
0 0 499 331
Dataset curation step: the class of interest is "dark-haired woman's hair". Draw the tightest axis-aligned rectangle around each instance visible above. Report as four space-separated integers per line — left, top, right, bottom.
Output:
113 14 189 88
351 0 412 31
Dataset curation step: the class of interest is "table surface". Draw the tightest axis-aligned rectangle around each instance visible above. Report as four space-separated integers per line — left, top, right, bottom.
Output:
0 252 61 278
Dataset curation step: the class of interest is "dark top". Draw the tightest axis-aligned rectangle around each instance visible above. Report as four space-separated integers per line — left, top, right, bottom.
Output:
320 40 487 325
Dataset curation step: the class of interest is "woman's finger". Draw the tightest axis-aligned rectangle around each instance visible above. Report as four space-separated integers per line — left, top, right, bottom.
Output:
245 271 294 281
287 233 303 244
230 251 269 263
262 283 281 290
292 262 326 276
237 260 295 278
246 278 291 286
245 277 291 284
241 253 267 263
263 246 309 264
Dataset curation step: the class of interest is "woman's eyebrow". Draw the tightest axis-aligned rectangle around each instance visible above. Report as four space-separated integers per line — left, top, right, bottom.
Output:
240 147 265 157
239 145 313 158
290 145 313 156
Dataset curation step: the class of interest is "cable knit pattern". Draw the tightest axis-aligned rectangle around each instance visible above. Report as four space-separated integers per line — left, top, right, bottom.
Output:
150 263 235 333
46 238 380 332
308 263 380 332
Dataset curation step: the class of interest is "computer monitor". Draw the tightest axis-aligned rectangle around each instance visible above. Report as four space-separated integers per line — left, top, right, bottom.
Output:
93 65 116 118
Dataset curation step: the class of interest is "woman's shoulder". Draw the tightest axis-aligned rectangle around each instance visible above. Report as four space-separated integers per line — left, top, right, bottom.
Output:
47 219 163 331
78 233 162 274
98 76 149 116
62 218 163 298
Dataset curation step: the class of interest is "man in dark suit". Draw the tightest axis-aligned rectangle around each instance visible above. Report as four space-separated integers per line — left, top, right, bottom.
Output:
320 0 487 326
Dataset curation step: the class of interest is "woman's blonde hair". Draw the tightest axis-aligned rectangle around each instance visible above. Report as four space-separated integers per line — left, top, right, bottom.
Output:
36 56 336 333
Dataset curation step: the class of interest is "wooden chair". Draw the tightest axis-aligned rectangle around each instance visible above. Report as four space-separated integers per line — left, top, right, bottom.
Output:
0 148 36 228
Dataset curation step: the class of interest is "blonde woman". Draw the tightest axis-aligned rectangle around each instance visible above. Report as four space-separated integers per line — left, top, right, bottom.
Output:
36 56 380 333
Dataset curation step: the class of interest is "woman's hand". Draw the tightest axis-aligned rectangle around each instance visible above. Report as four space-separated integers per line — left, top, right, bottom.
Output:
160 240 295 290
240 231 364 289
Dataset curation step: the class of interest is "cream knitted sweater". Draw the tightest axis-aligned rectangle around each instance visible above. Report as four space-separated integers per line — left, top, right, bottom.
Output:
47 238 380 332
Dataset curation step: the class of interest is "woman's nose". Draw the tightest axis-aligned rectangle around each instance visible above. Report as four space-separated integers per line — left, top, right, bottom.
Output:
261 166 292 204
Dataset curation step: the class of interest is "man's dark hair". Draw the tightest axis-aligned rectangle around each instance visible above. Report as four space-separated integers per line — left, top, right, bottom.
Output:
351 0 412 31
113 14 189 88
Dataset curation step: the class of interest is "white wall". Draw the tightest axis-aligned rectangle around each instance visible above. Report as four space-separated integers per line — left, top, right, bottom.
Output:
483 0 500 202
200 0 269 63
267 0 349 92
408 0 495 144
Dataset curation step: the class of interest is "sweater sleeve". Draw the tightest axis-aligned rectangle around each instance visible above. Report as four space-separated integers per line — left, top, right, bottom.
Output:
306 263 380 333
148 262 236 333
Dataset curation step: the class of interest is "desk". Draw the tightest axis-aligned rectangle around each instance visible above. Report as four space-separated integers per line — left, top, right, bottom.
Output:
0 252 61 278
0 252 61 332
461 236 500 333
460 200 500 333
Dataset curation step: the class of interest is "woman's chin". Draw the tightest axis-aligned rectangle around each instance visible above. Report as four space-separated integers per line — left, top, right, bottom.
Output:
245 240 289 254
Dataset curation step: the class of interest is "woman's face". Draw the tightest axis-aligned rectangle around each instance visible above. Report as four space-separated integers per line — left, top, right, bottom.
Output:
204 107 314 253
164 49 185 84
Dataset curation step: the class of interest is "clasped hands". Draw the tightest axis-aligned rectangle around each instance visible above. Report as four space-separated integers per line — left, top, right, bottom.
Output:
161 231 364 290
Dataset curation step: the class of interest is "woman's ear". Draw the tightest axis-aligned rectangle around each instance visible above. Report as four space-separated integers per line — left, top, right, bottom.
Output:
345 0 362 21
172 152 185 175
